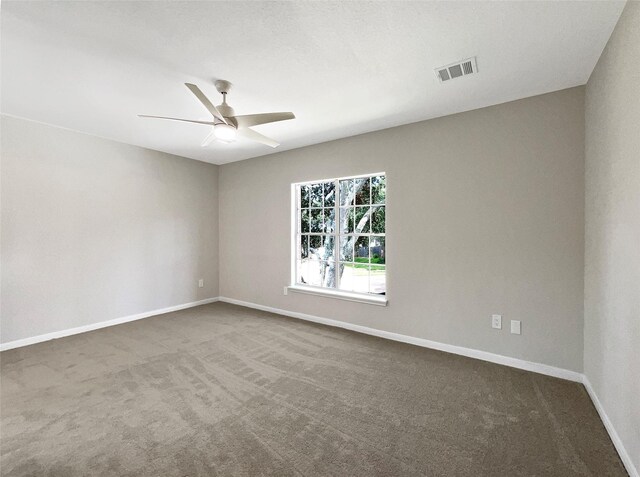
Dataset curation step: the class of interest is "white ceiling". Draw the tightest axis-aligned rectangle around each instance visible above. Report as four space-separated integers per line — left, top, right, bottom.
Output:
1 1 625 165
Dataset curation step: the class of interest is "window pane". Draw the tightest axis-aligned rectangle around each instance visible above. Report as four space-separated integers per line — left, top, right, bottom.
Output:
369 265 386 295
307 235 334 262
299 235 309 260
311 184 323 207
340 207 354 234
370 236 385 265
309 235 323 259
324 182 335 207
354 236 369 263
298 259 322 286
322 234 335 263
310 209 323 232
371 206 385 234
338 262 369 293
339 179 354 206
354 178 370 205
354 206 371 233
325 207 336 233
300 209 310 233
339 237 354 262
299 260 336 288
323 260 338 289
318 261 329 287
300 185 310 208
371 175 386 204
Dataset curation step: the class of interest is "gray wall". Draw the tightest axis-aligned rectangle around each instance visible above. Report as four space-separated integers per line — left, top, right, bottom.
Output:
220 87 586 372
585 1 640 472
1 116 219 344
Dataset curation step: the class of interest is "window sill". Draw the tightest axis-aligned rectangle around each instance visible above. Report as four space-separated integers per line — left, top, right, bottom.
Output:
287 285 388 306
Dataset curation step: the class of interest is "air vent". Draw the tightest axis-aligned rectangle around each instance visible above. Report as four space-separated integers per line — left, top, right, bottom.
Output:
436 57 478 82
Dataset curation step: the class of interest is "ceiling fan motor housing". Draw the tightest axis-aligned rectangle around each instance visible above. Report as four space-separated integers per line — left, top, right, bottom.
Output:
217 101 235 120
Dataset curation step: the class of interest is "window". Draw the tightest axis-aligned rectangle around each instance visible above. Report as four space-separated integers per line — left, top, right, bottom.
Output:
292 173 386 304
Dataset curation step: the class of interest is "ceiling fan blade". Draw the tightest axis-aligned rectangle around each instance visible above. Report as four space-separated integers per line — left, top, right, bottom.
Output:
184 83 227 124
201 128 216 147
237 127 280 148
232 112 295 129
138 115 214 126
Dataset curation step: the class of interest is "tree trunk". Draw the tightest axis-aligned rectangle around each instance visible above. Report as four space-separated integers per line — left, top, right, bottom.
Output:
321 180 371 288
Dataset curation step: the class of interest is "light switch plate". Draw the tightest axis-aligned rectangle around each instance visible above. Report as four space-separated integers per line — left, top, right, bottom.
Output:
511 320 521 335
492 314 502 329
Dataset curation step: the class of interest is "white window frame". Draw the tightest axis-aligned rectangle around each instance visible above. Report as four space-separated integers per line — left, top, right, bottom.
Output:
288 172 387 306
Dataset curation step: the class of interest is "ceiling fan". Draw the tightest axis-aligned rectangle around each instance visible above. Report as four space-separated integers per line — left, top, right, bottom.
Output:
139 80 295 148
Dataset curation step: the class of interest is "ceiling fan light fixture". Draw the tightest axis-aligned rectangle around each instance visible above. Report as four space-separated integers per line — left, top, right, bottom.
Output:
214 123 236 142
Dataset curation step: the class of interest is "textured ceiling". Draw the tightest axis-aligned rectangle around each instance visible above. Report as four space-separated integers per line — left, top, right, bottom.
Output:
1 1 625 164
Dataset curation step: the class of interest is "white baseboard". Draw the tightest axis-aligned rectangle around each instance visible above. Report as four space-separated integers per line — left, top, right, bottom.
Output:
0 297 220 352
582 376 639 477
217 296 583 383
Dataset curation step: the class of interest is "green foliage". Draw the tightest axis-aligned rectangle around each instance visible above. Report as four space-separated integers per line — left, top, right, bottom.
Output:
371 175 386 204
354 255 385 265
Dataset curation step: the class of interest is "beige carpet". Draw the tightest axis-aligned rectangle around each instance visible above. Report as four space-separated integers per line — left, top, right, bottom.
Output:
0 302 626 476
